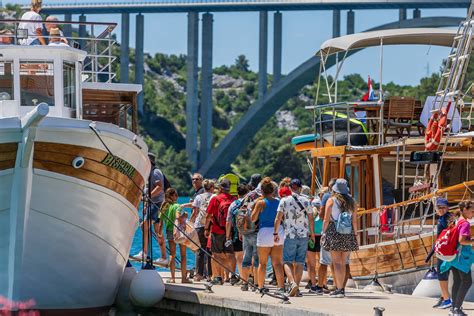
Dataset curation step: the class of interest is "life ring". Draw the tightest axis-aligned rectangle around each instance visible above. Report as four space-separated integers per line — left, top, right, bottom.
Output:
425 105 448 151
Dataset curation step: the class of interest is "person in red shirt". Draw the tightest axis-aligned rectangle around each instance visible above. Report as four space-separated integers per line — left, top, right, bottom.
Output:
205 178 237 285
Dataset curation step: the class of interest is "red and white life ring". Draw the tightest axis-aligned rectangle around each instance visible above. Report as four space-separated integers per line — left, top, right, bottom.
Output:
425 103 449 151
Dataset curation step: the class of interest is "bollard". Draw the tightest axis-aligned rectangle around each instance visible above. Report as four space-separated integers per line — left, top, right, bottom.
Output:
374 307 385 316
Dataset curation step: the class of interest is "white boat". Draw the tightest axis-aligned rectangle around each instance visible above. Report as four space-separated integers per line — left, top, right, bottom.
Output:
0 21 149 313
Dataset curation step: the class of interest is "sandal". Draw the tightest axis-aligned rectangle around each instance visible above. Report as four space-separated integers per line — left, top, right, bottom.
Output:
181 279 193 284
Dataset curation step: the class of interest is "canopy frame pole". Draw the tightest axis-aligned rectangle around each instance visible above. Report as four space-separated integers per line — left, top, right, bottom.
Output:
321 52 333 104
379 37 384 144
335 52 338 103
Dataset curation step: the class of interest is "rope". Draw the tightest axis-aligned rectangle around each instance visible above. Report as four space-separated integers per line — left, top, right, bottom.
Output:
88 123 289 303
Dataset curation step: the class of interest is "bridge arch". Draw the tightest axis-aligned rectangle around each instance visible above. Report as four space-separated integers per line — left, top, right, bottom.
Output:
199 16 463 177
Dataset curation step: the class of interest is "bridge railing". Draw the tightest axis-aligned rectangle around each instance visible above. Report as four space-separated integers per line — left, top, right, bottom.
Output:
0 19 117 83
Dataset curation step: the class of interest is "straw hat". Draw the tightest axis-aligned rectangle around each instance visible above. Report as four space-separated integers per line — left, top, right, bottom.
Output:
49 28 60 37
31 0 42 9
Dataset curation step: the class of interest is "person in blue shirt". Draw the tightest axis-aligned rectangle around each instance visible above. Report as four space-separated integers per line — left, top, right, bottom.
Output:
440 201 473 316
433 197 454 309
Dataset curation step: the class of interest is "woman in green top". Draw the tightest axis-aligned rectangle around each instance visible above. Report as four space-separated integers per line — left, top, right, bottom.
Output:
157 188 191 284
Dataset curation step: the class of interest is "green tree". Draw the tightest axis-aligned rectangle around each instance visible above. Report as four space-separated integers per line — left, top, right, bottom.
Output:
234 54 250 73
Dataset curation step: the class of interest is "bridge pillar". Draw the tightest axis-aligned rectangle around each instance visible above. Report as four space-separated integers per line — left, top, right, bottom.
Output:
333 9 341 38
258 11 268 98
135 14 144 114
120 13 130 83
63 14 72 38
413 8 421 19
273 11 282 84
186 12 199 170
399 8 407 21
347 10 355 35
200 13 213 166
78 14 86 49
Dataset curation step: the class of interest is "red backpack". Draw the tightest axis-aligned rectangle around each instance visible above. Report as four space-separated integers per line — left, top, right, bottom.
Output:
214 195 234 230
434 219 467 262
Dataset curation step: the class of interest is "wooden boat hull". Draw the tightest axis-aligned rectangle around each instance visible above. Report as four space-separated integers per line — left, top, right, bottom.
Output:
0 117 149 310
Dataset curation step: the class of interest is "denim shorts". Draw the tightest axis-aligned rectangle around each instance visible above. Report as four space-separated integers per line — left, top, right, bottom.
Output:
144 203 161 224
242 233 259 268
283 237 308 265
320 247 351 265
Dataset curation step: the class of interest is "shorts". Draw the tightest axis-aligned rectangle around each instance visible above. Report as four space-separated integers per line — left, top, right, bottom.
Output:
144 203 162 224
257 227 284 248
211 233 233 254
233 238 243 252
283 237 309 265
242 233 259 268
320 247 351 265
308 235 321 252
437 259 449 281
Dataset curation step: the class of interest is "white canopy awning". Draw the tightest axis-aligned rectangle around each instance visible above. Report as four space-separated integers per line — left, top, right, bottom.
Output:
318 28 459 56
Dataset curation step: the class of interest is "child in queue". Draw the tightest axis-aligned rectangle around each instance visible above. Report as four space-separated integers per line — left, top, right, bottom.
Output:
157 188 191 284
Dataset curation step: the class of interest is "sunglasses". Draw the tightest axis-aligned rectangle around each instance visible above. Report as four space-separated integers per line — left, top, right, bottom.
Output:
192 178 202 182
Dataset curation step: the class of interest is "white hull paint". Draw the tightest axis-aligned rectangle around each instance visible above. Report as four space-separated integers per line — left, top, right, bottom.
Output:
0 117 149 310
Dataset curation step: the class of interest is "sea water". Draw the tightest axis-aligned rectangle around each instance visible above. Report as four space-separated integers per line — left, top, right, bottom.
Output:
129 197 196 271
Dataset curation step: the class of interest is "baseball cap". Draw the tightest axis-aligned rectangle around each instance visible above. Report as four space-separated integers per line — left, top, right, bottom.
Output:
436 197 449 207
290 178 302 188
218 178 231 192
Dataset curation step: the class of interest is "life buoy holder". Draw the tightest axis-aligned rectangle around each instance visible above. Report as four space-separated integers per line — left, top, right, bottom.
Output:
425 102 449 151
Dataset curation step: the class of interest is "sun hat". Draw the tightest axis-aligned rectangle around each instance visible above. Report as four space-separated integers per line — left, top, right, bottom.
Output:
436 197 449 207
332 178 349 195
49 28 60 37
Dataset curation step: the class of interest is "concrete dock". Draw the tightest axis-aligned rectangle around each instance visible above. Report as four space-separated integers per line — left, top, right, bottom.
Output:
155 272 474 316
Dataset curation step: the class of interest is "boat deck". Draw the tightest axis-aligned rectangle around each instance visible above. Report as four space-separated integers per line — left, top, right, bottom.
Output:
156 272 474 316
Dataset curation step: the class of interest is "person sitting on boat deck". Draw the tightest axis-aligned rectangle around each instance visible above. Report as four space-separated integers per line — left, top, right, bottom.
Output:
45 16 68 45
237 176 262 292
190 179 215 282
322 179 359 298
251 177 286 295
19 0 46 46
274 178 315 297
204 178 237 285
226 184 250 285
432 197 454 309
47 28 68 47
306 196 323 293
135 153 168 266
440 201 474 316
157 188 192 284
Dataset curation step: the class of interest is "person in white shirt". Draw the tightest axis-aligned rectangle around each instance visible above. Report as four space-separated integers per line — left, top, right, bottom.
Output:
19 0 46 46
48 28 69 47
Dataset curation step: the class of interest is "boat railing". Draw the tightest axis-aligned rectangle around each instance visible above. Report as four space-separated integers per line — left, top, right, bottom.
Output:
0 19 117 83
307 101 384 147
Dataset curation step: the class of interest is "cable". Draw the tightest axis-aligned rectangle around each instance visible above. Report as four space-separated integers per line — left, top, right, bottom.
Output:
88 123 289 303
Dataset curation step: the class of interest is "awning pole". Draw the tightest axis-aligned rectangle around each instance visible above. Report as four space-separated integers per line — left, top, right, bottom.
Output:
379 38 384 102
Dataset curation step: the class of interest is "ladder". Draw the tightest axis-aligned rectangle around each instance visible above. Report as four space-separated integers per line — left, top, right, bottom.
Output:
431 1 474 137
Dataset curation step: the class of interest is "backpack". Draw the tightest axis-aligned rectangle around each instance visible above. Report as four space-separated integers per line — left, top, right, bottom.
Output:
335 211 353 235
434 219 466 262
198 193 212 226
214 195 234 230
230 200 242 241
163 174 171 190
236 192 258 235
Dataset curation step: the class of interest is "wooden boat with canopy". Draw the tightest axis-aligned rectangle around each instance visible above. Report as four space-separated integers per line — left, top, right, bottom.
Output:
296 13 474 294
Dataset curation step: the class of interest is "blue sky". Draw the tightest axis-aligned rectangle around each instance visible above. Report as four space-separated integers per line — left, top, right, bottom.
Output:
6 1 466 85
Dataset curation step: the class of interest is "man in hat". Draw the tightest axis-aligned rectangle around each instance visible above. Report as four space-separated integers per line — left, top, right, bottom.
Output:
432 197 453 309
274 178 315 296
135 153 169 266
48 28 68 46
19 0 46 46
45 16 68 45
204 178 236 285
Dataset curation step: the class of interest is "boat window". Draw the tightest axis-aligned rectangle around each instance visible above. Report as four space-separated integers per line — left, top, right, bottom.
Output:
20 61 55 106
0 61 13 101
63 62 76 108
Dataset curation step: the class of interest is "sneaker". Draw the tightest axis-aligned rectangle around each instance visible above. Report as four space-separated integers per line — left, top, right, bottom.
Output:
241 283 249 291
322 285 331 294
288 282 299 297
133 250 146 258
329 288 345 298
259 287 269 295
210 277 224 285
154 258 169 267
433 296 444 308
296 289 303 297
309 285 324 295
438 298 452 309
449 307 468 316
230 275 239 286
274 287 286 296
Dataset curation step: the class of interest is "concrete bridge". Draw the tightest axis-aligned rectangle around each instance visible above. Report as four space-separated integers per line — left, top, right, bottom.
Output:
39 1 470 175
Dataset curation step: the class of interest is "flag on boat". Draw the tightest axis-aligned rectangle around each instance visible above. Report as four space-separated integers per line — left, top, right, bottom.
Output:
361 75 375 101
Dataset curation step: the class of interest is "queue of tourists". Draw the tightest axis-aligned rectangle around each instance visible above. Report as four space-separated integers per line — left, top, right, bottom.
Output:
138 152 474 315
